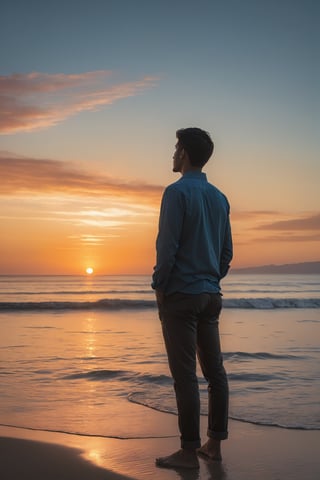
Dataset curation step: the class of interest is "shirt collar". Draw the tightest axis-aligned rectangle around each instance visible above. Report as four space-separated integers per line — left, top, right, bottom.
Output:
182 171 207 181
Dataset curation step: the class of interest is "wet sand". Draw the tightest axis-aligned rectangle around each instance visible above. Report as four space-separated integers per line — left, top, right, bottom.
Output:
1 411 319 480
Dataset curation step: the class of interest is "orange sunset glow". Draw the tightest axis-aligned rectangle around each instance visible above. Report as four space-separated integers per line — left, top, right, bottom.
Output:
0 148 319 274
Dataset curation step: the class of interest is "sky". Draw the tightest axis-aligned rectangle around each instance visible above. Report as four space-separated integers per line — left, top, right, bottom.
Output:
0 0 319 275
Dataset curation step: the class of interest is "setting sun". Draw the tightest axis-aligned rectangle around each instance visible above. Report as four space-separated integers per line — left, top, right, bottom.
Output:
86 267 94 275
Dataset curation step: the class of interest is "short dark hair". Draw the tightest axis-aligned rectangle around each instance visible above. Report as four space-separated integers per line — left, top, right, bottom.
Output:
176 127 214 167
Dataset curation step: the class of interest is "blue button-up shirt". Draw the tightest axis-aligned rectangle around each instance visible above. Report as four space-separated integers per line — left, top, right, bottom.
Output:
152 171 233 295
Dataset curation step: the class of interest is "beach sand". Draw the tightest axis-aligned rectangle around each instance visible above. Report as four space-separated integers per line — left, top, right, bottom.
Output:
1 407 319 480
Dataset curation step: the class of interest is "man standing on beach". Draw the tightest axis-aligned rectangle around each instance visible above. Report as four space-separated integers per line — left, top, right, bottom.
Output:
152 127 233 469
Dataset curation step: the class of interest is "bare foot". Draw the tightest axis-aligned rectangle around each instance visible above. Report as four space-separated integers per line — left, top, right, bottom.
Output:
197 439 222 461
155 449 200 469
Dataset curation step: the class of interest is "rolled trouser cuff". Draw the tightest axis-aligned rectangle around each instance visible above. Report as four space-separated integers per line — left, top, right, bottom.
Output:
181 437 201 450
207 428 228 440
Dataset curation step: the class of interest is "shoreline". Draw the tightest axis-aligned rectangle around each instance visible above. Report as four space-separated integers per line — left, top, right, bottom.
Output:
1 416 319 480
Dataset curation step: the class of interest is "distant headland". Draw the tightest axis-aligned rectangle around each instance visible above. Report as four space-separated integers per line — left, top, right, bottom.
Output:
232 261 320 274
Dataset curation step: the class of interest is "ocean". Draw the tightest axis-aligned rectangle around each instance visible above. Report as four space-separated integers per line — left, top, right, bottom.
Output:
0 274 319 440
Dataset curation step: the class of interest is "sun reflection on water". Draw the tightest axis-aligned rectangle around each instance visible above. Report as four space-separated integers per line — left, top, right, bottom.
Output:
84 316 97 358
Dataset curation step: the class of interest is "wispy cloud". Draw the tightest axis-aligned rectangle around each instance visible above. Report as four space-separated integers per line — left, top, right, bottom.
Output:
0 71 157 134
251 212 320 244
67 234 117 245
0 152 163 203
230 209 320 246
50 206 155 233
255 213 320 231
253 233 320 243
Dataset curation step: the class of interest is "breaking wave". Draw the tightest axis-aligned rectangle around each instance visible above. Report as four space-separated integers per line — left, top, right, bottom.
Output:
0 297 319 311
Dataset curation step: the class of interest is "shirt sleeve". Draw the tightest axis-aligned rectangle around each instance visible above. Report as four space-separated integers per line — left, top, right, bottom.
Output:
151 186 185 292
219 209 233 279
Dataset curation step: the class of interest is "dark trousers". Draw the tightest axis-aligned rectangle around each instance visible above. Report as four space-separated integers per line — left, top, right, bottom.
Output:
159 292 229 450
